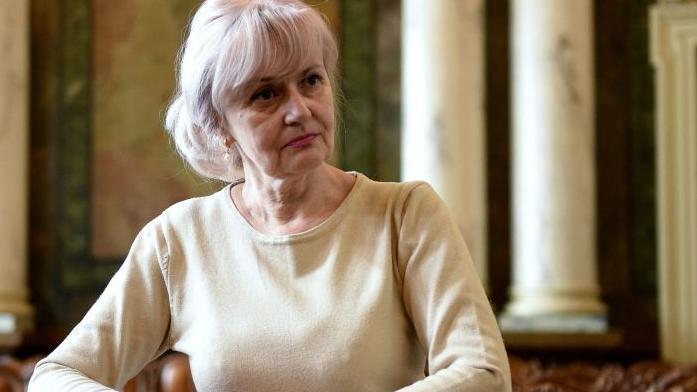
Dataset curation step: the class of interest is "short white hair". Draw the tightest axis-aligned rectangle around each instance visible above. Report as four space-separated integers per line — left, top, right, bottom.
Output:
165 0 339 181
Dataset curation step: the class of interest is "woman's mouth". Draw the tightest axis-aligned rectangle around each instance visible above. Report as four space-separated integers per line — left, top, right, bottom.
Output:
285 134 318 148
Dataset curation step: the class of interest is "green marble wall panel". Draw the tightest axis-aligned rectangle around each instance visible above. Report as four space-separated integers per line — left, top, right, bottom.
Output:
339 0 401 181
55 0 108 291
340 0 377 178
375 0 401 182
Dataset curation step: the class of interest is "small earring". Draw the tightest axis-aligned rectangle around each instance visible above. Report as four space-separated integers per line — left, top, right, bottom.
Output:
223 139 234 162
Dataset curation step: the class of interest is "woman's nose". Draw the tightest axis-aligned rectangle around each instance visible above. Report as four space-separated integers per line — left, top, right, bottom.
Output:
283 89 311 125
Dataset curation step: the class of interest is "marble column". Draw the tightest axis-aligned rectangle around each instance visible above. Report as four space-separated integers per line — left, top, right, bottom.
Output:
650 1 697 363
401 0 488 284
499 0 607 332
0 0 33 346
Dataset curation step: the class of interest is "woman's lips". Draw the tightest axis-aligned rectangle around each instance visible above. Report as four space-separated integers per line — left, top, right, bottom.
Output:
285 134 318 148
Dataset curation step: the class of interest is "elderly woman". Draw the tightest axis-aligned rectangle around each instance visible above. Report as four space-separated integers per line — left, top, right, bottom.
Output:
29 0 511 391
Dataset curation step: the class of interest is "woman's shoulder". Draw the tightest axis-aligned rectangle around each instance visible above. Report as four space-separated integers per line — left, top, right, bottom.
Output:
358 173 437 205
154 185 232 230
351 174 442 221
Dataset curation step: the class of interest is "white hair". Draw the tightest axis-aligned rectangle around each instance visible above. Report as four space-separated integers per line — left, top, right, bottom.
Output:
165 0 339 181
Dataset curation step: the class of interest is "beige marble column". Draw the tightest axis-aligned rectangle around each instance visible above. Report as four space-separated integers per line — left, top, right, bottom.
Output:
0 0 33 347
401 0 487 284
499 0 607 332
650 1 697 363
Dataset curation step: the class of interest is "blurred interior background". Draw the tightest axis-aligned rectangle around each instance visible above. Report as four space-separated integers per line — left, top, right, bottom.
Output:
1 0 696 375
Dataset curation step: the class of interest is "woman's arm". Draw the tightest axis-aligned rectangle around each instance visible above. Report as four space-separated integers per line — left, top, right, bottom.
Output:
396 183 511 392
28 218 172 391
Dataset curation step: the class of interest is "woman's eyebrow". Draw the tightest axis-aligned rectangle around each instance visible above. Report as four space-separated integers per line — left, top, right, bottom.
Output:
258 76 277 83
302 64 323 73
256 65 324 82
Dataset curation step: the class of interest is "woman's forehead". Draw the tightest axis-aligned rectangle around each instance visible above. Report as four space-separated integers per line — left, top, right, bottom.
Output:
213 5 336 106
248 47 325 83
257 58 325 81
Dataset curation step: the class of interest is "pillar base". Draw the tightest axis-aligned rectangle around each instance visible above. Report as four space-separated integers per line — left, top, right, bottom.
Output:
0 308 33 350
500 286 607 333
499 313 607 333
505 286 607 315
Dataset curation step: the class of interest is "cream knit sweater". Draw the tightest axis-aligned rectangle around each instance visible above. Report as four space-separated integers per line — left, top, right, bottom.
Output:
29 173 511 391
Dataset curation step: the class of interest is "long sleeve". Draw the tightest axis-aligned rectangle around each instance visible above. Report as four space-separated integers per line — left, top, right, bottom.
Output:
28 219 172 391
395 183 511 392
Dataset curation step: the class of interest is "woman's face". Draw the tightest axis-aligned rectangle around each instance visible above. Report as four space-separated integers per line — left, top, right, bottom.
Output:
225 49 335 179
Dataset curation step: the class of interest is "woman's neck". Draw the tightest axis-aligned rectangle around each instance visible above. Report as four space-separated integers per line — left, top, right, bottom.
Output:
232 164 355 235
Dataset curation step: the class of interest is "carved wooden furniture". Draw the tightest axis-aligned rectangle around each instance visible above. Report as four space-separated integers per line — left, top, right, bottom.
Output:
1 353 696 391
0 353 194 392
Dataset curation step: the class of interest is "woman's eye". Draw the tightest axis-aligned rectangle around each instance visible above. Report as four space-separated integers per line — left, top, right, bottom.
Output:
305 73 323 87
252 88 277 102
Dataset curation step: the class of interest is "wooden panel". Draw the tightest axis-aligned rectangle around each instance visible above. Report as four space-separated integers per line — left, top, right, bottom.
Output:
485 0 512 312
595 0 658 354
29 0 61 334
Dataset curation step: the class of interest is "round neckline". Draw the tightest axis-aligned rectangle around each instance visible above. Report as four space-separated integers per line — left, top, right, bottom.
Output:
222 172 364 244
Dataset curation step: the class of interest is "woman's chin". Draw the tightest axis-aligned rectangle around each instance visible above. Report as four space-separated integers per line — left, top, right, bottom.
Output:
290 158 325 175
280 145 331 173
278 154 329 177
